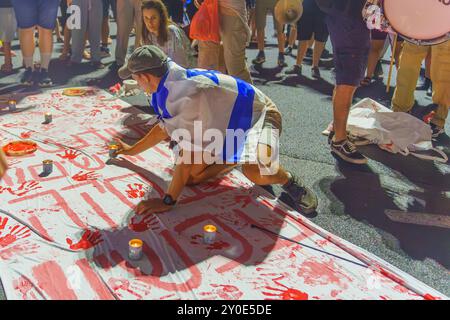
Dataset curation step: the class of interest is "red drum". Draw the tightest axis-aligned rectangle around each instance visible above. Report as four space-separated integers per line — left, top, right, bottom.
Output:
363 0 450 45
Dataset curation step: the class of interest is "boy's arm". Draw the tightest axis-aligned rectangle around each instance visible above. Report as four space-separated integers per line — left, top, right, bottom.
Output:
115 123 169 156
0 149 7 179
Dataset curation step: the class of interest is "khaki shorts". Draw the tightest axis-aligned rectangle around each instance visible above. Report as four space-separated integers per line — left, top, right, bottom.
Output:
258 97 282 148
255 0 279 30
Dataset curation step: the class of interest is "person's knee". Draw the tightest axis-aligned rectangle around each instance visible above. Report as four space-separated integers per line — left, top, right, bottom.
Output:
242 164 266 185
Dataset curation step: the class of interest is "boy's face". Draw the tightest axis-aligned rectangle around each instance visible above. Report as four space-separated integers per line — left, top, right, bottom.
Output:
132 73 160 94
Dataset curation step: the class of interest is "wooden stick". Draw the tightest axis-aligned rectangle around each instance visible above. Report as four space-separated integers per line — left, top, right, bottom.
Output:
386 33 398 93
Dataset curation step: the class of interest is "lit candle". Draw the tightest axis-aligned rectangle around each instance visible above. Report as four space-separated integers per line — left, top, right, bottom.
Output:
44 112 52 123
203 224 217 244
8 100 16 111
42 160 53 174
108 144 119 158
128 239 143 260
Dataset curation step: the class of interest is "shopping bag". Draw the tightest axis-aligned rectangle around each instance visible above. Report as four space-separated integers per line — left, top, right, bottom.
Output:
189 0 220 43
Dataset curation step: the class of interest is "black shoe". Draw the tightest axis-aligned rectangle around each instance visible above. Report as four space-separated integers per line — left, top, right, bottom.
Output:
36 68 53 87
252 51 266 65
21 67 34 85
321 48 331 59
311 66 321 79
100 46 111 58
277 53 287 67
285 64 302 76
284 46 293 55
282 173 318 215
374 60 384 78
426 81 433 97
91 61 105 69
430 123 445 138
331 139 368 164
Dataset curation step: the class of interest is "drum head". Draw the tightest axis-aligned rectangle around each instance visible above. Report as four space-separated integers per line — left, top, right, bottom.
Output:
383 0 450 41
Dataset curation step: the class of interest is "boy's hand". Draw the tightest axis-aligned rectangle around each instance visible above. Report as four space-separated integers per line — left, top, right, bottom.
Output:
135 198 173 215
114 139 138 156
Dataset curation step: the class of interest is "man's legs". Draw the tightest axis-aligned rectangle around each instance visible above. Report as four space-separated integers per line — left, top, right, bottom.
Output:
326 14 370 164
115 0 134 66
392 42 428 113
70 0 88 64
430 40 450 135
220 13 253 83
133 0 142 49
88 0 103 64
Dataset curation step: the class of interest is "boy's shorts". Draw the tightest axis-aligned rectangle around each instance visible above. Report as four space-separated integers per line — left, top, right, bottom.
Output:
0 8 17 42
326 14 370 86
11 0 59 30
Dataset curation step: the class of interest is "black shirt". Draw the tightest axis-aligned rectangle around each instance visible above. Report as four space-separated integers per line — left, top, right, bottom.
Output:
315 0 366 19
0 0 12 8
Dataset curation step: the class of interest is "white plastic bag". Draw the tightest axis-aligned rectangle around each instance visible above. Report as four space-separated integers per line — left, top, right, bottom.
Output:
346 98 448 163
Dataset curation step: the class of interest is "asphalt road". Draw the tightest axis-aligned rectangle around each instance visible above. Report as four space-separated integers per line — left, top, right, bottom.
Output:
1 17 449 299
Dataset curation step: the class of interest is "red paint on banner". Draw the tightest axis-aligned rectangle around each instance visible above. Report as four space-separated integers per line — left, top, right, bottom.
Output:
262 277 309 300
56 150 81 160
13 276 39 300
80 192 118 229
298 258 353 287
75 259 115 300
0 223 31 248
66 229 103 250
32 261 78 299
125 183 146 199
72 170 100 181
129 214 159 232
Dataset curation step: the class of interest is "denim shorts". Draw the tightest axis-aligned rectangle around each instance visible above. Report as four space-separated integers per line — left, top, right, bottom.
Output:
326 14 370 86
11 0 59 30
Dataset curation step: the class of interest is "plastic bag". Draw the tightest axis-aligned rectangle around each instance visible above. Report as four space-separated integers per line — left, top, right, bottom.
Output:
189 0 220 43
346 98 448 162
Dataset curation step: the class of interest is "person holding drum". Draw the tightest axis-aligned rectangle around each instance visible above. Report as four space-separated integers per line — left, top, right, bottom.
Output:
392 40 450 138
316 0 371 164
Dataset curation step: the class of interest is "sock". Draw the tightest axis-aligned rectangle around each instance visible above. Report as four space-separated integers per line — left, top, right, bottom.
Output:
23 56 34 69
40 53 52 70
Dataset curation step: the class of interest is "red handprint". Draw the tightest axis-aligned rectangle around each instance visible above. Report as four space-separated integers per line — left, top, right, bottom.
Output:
66 229 103 250
8 181 42 196
0 242 40 260
199 284 244 300
13 276 39 300
190 234 230 250
129 214 160 232
89 110 102 117
258 215 287 229
20 131 33 139
262 276 309 300
72 170 100 181
0 217 7 230
108 278 150 300
57 150 81 160
0 222 32 248
125 183 147 199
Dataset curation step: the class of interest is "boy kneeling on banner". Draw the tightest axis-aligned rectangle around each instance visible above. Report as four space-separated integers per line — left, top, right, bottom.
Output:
115 45 318 215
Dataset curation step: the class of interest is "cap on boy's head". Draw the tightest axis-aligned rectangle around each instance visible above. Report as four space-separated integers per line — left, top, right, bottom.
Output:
118 45 169 79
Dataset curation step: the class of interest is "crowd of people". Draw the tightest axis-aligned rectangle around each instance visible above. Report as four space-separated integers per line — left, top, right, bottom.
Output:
1 0 449 212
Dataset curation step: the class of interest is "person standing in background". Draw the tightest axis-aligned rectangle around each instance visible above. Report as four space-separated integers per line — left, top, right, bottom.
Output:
11 0 60 86
392 40 450 138
316 0 371 164
0 0 17 73
69 0 104 68
196 0 253 83
114 0 143 69
252 0 287 68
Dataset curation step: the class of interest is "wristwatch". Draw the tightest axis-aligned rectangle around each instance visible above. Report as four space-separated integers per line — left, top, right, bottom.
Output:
162 194 177 206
